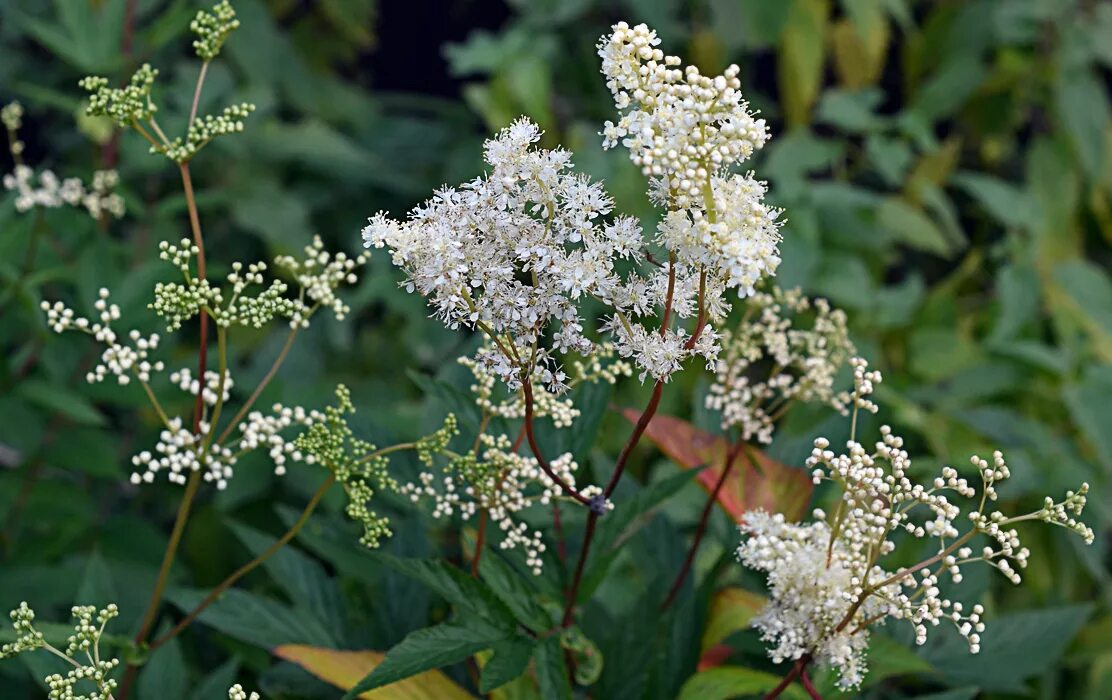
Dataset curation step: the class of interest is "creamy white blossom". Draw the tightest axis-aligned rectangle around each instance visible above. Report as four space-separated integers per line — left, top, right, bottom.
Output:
738 358 1094 689
707 286 854 443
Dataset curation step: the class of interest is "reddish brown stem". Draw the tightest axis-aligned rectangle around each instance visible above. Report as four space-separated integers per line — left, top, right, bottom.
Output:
119 163 209 700
661 439 746 611
471 510 488 578
561 259 678 631
552 502 567 562
522 380 593 507
764 655 811 700
800 668 823 700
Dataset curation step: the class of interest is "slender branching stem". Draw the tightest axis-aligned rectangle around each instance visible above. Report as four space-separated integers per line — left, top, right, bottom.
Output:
561 256 678 630
661 439 746 611
150 473 336 650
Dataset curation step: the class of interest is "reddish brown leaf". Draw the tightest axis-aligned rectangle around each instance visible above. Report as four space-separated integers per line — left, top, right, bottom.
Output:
623 410 813 522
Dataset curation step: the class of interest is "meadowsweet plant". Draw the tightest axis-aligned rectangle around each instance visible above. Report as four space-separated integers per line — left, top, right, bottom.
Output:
7 3 454 697
740 358 1094 695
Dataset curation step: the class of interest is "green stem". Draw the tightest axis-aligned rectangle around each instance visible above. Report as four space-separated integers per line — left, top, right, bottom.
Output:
149 473 336 651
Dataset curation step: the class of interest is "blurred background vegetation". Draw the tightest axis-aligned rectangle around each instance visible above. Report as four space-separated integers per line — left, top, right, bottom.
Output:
0 0 1109 698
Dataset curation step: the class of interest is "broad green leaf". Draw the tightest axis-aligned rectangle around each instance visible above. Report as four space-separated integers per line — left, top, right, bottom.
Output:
779 0 830 127
274 644 473 699
138 632 187 700
925 604 1093 692
863 634 932 688
952 172 1030 229
166 588 337 648
372 553 517 631
534 636 572 700
344 621 510 698
876 197 954 257
189 659 240 700
228 521 346 635
478 551 553 631
16 380 104 427
479 637 535 693
677 666 807 700
700 587 766 653
1064 364 1112 472
579 467 698 599
1055 65 1111 180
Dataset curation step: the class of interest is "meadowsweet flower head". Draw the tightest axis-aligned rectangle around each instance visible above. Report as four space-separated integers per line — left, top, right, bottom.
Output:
192 1 240 61
598 22 768 205
364 118 639 380
738 359 1094 689
707 286 854 443
1 603 120 700
293 386 459 548
80 64 159 126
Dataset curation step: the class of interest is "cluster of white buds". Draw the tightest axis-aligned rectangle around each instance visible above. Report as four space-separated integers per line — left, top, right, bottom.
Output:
164 102 256 163
170 367 234 406
0 603 120 700
848 356 881 415
41 290 165 385
402 437 597 576
228 685 260 700
738 361 1094 689
152 237 363 331
129 418 236 489
192 1 240 61
235 403 324 476
80 64 159 126
273 235 368 328
2 101 24 154
401 345 623 574
598 22 780 300
706 286 854 443
598 22 768 195
3 163 124 219
460 341 632 427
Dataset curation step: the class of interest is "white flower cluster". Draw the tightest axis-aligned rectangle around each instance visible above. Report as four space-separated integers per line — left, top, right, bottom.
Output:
706 286 854 443
273 235 368 327
235 403 323 476
129 418 236 488
3 164 124 219
364 118 643 374
598 22 768 195
461 341 632 427
365 24 785 389
151 236 365 331
0 603 120 700
42 289 165 385
228 685 260 700
598 22 781 298
171 367 233 406
738 358 1094 689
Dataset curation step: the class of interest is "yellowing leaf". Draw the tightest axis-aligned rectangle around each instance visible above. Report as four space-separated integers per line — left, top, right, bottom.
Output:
779 0 830 127
701 587 767 653
273 644 474 700
831 16 889 88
